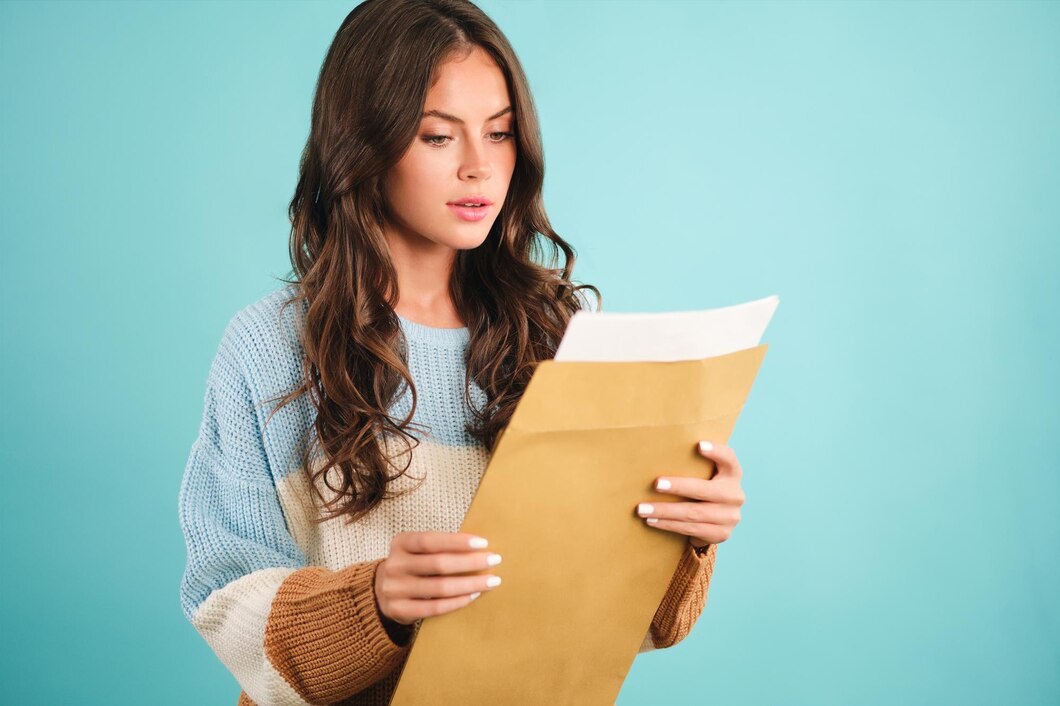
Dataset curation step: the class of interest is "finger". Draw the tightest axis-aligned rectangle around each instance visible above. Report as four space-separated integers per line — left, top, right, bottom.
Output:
389 592 485 622
397 531 490 554
696 440 742 480
643 517 733 544
401 550 503 577
651 475 744 505
636 500 739 525
392 572 502 600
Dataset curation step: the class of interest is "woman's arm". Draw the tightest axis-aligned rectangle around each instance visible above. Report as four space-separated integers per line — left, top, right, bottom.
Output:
179 317 411 704
638 540 719 653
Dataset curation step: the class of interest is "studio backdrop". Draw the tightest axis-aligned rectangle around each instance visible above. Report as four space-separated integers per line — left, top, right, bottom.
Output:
0 1 1056 704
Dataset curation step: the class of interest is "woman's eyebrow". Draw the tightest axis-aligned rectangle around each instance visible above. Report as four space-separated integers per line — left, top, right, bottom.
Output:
421 106 512 124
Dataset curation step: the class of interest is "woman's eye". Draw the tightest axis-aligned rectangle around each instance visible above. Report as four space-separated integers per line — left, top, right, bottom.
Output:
421 132 516 148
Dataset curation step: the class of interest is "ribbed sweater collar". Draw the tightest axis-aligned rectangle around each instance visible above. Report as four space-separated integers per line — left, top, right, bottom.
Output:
395 313 469 348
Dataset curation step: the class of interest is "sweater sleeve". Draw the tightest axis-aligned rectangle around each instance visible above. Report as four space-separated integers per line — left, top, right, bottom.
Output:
178 318 412 705
637 541 719 653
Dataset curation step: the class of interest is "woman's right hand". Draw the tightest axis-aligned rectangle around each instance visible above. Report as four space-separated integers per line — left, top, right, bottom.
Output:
374 531 503 626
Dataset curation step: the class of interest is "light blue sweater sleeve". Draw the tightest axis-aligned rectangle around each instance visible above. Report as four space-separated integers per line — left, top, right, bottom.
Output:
178 297 420 705
178 314 308 624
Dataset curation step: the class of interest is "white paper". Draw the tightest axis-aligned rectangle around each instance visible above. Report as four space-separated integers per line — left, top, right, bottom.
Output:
554 295 780 362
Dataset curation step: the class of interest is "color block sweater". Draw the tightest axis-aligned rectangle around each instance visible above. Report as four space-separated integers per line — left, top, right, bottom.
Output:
178 284 719 706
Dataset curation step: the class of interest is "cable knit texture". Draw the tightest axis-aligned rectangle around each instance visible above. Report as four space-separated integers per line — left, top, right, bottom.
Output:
178 284 718 706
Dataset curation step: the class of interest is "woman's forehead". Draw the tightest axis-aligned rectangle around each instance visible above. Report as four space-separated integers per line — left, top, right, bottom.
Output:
424 50 512 121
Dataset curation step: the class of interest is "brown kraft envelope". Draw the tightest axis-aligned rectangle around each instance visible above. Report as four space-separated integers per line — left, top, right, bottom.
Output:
390 343 768 705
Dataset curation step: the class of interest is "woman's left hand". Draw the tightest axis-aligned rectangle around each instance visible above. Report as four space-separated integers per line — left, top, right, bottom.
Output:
635 440 745 549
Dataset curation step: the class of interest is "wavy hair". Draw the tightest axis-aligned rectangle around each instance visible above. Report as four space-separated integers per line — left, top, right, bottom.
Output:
265 0 601 525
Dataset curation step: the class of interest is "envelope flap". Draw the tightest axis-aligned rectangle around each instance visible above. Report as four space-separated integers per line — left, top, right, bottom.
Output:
508 343 769 432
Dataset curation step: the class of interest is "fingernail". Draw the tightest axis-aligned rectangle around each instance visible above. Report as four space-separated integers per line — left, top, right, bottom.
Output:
469 537 488 549
469 592 482 600
487 553 503 566
637 503 654 516
655 478 671 491
699 440 714 453
486 575 502 588
646 518 659 524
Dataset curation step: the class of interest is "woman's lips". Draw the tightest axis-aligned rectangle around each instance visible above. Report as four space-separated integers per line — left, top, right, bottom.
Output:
447 203 491 222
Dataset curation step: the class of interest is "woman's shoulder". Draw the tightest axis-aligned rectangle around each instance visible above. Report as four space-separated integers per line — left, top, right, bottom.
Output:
220 283 307 392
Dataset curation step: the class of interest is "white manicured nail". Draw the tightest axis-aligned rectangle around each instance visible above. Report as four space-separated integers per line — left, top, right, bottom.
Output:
699 440 714 453
655 479 671 491
487 553 503 566
486 575 502 588
637 503 654 516
469 592 482 600
469 537 488 549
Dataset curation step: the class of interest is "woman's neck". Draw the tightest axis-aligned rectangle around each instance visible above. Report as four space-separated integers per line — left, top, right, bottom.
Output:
386 227 464 328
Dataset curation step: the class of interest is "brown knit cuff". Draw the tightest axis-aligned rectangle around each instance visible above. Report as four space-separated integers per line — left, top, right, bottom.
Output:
263 558 413 703
648 540 718 649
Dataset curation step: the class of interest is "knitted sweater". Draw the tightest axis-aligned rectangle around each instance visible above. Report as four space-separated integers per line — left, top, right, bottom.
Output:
178 284 719 706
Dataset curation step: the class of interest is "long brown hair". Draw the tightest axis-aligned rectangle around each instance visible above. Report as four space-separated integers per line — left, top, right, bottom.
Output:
266 0 600 525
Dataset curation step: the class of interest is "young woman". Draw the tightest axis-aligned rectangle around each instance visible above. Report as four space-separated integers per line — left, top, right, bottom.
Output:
178 1 746 704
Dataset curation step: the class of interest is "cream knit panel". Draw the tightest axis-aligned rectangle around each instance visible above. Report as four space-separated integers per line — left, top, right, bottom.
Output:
191 567 310 706
276 434 492 569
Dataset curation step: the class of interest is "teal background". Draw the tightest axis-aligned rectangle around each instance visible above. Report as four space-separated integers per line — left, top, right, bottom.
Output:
1 0 1056 704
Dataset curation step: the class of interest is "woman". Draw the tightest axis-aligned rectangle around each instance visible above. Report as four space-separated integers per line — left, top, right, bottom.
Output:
178 1 746 704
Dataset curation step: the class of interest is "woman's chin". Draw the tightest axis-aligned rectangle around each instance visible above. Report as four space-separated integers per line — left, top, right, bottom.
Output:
442 229 494 251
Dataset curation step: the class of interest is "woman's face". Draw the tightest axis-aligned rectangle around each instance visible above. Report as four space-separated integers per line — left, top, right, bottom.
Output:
383 45 517 253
